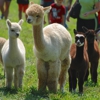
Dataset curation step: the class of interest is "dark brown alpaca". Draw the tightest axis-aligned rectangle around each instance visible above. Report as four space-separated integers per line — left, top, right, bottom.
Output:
82 26 100 83
68 29 89 94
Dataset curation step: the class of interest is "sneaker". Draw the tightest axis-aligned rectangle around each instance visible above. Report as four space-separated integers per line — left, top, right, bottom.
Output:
0 14 4 19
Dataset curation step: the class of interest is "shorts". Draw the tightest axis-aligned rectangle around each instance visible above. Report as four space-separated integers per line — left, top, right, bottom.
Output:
41 1 54 7
18 4 28 13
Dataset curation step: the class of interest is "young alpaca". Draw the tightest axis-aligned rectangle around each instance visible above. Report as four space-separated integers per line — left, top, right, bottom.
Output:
82 26 100 83
1 19 26 89
26 3 72 93
96 30 100 44
69 29 89 94
0 37 6 63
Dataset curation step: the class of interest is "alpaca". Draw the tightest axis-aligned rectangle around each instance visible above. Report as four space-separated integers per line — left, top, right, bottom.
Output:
26 3 72 93
1 19 26 89
82 26 100 83
0 37 6 63
68 29 89 94
96 30 100 44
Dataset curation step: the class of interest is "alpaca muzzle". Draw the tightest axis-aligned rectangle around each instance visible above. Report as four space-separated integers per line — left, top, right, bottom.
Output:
16 33 19 37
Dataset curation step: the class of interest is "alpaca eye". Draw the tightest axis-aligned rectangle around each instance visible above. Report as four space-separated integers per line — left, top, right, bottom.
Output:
36 15 40 18
11 29 15 32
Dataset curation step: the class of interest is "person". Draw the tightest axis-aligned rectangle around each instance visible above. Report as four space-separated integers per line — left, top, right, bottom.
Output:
98 11 100 27
40 0 54 24
63 0 73 28
40 0 54 7
67 0 100 32
0 0 12 19
0 0 5 19
17 0 29 20
48 0 66 26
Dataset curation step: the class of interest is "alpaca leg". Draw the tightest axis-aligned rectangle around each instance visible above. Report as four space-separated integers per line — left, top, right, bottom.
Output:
14 67 19 88
18 66 25 88
5 67 13 89
78 78 84 94
71 70 77 92
68 69 72 92
84 69 89 81
91 62 98 83
14 66 24 88
47 60 61 93
59 56 71 92
37 59 47 92
78 74 84 94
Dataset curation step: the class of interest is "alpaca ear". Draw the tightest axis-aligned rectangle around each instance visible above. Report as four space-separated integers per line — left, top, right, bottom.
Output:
73 29 77 35
43 6 51 13
95 28 100 34
82 26 88 32
82 26 89 37
18 19 24 26
6 19 11 28
29 1 34 6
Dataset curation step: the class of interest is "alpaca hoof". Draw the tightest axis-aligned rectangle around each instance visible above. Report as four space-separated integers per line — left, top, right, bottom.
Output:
60 88 64 93
5 87 11 91
79 92 83 96
72 89 76 93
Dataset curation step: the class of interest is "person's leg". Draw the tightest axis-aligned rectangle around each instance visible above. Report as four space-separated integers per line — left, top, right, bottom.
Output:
64 7 68 28
18 4 22 20
0 0 5 19
23 4 29 20
4 0 11 19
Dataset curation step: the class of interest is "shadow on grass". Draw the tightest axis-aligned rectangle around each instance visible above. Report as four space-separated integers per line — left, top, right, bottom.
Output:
24 87 69 100
25 87 50 100
0 87 18 95
84 79 98 87
0 73 5 79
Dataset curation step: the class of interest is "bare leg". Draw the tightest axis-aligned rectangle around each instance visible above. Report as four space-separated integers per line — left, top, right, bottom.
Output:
18 10 22 20
0 0 5 19
4 1 11 19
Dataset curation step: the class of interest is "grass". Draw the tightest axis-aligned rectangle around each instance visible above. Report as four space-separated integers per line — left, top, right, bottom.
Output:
0 0 100 100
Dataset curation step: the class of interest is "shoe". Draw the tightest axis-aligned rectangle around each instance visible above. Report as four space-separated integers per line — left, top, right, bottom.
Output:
0 14 4 19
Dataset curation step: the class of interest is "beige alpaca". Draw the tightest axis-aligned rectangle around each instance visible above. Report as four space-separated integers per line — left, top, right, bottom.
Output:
0 37 6 63
1 19 26 89
26 3 72 93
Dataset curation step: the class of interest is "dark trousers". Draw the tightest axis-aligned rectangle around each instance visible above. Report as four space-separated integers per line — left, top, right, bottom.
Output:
77 17 97 32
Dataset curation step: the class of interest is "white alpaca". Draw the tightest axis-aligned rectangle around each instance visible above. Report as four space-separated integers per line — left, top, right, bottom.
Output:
1 19 26 89
26 3 72 93
0 37 6 63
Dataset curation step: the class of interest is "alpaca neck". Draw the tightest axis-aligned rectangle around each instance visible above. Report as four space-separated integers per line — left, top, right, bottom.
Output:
76 45 84 60
9 37 19 53
32 23 45 51
87 42 94 56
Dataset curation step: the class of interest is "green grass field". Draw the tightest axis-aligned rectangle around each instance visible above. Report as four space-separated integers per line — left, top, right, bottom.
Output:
0 0 100 100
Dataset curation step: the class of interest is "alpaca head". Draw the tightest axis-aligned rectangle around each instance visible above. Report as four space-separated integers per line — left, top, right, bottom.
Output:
82 26 99 44
74 29 85 47
26 2 51 25
6 19 24 39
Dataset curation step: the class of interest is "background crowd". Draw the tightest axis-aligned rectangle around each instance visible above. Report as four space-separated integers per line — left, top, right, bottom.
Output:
0 0 100 30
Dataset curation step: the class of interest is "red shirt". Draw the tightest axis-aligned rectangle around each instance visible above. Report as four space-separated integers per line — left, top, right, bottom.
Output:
98 11 100 25
49 3 65 24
